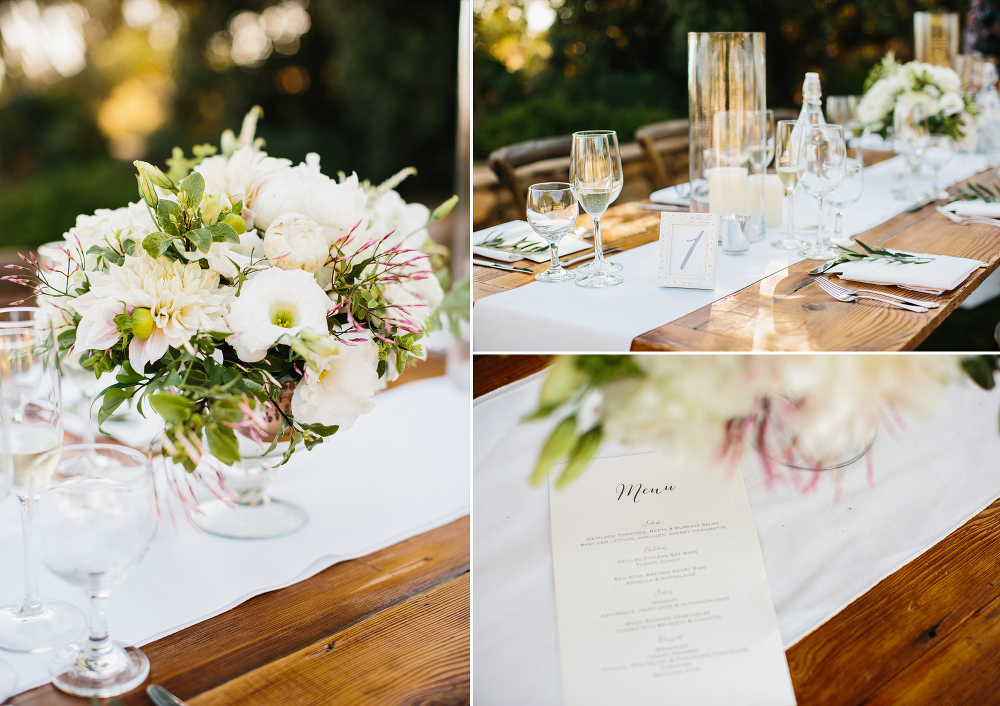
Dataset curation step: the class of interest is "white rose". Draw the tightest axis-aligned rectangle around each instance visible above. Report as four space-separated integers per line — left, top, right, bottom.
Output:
196 146 291 215
291 332 379 430
368 189 431 250
64 202 155 260
940 92 964 117
263 213 331 285
225 268 332 362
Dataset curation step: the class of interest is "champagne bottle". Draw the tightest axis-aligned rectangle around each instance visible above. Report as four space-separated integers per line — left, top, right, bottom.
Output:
790 72 826 152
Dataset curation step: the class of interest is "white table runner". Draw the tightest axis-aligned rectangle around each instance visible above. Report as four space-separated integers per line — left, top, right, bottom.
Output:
473 154 990 352
0 375 471 696
473 371 1000 704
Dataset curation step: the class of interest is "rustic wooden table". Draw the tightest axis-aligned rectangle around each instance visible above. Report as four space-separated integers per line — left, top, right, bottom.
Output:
473 154 1000 351
472 354 1000 705
8 357 470 706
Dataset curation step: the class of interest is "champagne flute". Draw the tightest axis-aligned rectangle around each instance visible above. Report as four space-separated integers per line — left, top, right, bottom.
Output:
0 307 86 653
0 381 17 701
799 124 848 260
570 132 623 288
572 130 624 275
826 159 865 246
923 134 954 200
772 120 808 250
526 182 579 283
30 444 156 697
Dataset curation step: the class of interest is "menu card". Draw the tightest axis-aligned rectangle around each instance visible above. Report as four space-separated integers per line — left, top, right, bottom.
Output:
549 452 795 706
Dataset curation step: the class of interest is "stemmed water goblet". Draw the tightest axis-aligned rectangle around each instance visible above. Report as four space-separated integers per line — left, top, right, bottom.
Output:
0 382 17 701
826 159 865 247
526 182 579 283
0 307 86 653
923 134 954 200
570 132 623 288
799 124 847 260
772 120 808 250
572 130 623 275
893 101 928 200
29 443 156 697
746 109 774 241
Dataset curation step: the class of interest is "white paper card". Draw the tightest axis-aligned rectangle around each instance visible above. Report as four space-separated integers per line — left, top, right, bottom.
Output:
548 453 795 706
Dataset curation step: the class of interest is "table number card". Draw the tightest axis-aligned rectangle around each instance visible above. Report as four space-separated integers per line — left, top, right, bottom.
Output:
656 212 719 289
549 452 795 706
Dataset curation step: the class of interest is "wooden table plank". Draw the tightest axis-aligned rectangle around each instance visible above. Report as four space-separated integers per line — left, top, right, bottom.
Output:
473 153 1000 351
472 356 1000 704
189 574 470 706
10 516 469 705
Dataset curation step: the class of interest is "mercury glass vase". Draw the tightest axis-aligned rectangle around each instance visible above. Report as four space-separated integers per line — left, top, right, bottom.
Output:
194 384 307 539
914 12 959 69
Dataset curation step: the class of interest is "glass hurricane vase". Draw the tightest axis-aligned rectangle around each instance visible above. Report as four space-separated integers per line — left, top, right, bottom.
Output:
754 397 877 471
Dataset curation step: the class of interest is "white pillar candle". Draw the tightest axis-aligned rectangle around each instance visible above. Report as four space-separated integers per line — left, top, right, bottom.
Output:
707 166 749 215
747 174 785 228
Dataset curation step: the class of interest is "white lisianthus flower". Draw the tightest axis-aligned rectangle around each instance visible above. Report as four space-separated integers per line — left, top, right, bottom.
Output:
196 146 291 217
291 332 379 430
225 268 333 362
184 230 265 281
940 91 965 116
368 189 431 250
68 252 230 372
64 202 156 259
250 153 367 240
263 213 331 285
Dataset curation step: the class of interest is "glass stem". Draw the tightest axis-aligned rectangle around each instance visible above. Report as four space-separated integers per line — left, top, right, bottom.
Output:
84 593 113 661
834 210 843 235
592 216 605 271
785 190 796 235
549 243 560 272
81 390 95 445
817 197 826 246
18 498 45 618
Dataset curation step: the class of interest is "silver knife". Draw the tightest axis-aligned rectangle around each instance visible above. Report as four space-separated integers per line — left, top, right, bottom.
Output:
632 203 688 211
472 259 534 274
148 684 191 706
563 247 622 267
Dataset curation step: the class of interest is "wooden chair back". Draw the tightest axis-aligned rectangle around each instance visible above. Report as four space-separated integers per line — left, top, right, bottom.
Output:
487 135 573 218
634 119 690 190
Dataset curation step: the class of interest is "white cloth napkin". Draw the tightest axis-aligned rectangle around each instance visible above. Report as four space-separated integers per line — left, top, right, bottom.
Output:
473 371 1000 705
827 251 984 295
649 184 691 207
472 220 589 263
942 200 1000 218
0 375 471 696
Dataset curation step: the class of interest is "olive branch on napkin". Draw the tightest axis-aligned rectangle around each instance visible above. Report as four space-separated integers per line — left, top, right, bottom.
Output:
808 239 934 275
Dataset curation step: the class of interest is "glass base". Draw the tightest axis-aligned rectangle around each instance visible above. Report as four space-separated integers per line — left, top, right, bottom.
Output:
799 243 841 260
50 642 149 698
828 233 855 247
535 267 576 283
772 237 809 250
0 600 87 653
575 271 623 288
758 423 877 471
576 259 622 274
0 659 15 702
194 498 307 539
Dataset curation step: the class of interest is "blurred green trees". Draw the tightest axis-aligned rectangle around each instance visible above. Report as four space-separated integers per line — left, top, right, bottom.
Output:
0 0 459 250
474 0 968 157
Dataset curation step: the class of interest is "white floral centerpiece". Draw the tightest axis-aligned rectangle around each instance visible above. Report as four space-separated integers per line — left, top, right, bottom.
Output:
10 107 460 473
857 52 976 139
527 355 984 489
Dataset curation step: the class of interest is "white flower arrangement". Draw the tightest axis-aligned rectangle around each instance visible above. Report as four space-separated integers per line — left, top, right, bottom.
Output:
857 52 976 139
528 355 971 489
10 107 460 473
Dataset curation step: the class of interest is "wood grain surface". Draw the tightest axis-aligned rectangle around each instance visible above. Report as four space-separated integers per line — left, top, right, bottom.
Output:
472 152 1000 351
472 355 1000 705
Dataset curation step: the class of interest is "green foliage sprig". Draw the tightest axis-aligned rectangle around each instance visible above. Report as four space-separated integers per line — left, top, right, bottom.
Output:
950 181 1000 203
809 239 934 275
479 231 549 255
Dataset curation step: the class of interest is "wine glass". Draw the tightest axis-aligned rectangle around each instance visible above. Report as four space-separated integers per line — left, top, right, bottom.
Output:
827 96 862 140
747 109 774 172
799 124 847 260
0 381 18 701
893 101 928 200
526 182 579 283
826 159 865 246
29 444 156 697
772 120 808 250
570 132 623 288
572 130 623 275
0 307 86 653
923 134 954 200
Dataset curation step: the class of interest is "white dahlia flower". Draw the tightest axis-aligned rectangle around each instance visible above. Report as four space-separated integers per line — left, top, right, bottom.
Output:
63 202 155 260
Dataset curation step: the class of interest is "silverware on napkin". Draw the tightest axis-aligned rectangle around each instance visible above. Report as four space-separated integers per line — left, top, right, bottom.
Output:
632 203 688 211
818 276 938 309
472 259 534 274
147 684 191 706
814 276 929 312
562 247 622 267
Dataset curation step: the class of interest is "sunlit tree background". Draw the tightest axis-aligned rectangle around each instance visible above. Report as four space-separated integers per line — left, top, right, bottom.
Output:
0 0 460 250
474 0 968 158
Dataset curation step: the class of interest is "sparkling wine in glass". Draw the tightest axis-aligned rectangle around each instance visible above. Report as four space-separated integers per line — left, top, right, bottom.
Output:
827 159 865 246
0 307 86 653
527 182 579 283
570 132 623 288
572 130 624 275
772 120 808 250
30 444 156 697
799 124 848 260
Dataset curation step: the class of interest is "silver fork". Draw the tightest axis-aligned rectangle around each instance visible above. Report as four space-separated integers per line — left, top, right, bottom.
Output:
936 206 1000 227
818 276 938 309
815 277 929 312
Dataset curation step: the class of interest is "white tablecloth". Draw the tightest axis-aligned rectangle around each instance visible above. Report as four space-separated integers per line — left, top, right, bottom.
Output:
473 154 990 352
473 371 1000 704
0 375 470 696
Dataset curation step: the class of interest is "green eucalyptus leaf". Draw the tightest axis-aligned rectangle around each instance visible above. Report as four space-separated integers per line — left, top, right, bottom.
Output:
187 227 213 253
207 221 240 244
179 172 205 211
205 423 240 465
149 393 195 423
142 232 179 258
